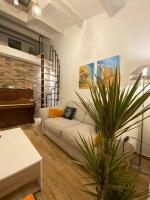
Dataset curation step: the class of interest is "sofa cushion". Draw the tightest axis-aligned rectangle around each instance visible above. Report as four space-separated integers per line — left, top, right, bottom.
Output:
62 123 96 148
66 101 86 122
44 117 81 136
84 113 95 127
49 107 64 118
63 106 76 119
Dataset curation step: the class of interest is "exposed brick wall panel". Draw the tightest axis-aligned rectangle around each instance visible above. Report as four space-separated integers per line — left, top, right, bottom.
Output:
0 55 42 115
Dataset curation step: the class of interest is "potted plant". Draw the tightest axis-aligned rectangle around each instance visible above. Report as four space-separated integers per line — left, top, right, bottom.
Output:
75 70 150 200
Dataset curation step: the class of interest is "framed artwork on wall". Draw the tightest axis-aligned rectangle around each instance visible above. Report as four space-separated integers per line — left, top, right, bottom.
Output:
97 55 120 85
79 63 94 89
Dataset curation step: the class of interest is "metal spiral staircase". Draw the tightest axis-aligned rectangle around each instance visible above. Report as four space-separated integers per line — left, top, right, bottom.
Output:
39 36 60 108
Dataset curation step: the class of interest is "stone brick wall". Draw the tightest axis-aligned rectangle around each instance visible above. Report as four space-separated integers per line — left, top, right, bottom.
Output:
0 55 41 115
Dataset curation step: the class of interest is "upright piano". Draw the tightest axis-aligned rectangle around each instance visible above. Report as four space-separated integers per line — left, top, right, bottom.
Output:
0 88 35 128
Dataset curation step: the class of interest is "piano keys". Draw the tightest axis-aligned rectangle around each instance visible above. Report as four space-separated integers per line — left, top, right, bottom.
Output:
0 88 35 128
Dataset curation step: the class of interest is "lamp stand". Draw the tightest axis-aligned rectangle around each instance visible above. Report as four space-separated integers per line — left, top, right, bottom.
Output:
131 76 150 175
130 66 150 175
138 76 145 167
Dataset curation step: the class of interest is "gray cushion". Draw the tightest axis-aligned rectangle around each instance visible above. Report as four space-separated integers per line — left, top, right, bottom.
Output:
62 123 95 147
84 113 95 126
65 101 86 122
44 117 81 136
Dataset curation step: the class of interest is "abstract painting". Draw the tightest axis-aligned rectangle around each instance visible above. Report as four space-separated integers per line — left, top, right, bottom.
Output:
79 63 94 89
97 55 120 85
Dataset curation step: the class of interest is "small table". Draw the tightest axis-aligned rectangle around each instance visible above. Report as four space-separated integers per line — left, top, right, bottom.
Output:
0 128 42 198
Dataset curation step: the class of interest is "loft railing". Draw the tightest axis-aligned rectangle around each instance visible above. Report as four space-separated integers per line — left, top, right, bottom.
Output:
39 36 60 108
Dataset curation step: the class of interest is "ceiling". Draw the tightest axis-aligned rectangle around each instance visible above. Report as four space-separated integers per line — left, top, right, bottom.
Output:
0 0 127 39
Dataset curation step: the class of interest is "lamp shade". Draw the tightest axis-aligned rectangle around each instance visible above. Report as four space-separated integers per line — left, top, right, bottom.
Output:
130 64 150 80
32 4 41 18
13 0 19 6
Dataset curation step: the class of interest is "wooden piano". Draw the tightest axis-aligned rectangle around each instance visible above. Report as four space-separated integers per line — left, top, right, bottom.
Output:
0 88 35 128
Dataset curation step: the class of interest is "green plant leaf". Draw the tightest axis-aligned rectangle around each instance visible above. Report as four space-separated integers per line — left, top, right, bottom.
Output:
75 70 150 200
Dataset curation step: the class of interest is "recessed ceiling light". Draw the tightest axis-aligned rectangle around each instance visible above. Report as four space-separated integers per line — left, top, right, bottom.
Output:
32 0 41 18
13 0 19 6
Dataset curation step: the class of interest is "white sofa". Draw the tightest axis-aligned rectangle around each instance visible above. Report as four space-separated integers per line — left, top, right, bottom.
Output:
39 101 138 160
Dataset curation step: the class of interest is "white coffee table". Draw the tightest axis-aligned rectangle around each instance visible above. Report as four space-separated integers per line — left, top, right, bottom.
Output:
0 128 42 198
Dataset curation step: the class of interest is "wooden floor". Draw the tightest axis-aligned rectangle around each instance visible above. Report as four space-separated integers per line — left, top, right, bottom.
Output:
24 121 93 200
3 120 92 200
1 119 150 200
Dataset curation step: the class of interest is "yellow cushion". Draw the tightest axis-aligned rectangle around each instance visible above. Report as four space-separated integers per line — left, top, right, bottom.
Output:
49 107 64 118
93 132 103 146
24 194 35 200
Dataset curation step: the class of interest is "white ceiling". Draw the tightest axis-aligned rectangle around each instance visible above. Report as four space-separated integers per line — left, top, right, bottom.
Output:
0 0 128 39
64 0 105 19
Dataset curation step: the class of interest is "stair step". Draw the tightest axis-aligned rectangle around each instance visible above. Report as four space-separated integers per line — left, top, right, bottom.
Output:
41 98 59 100
44 65 55 69
41 92 59 94
41 72 58 76
41 79 58 82
41 72 52 75
42 84 53 86
41 79 50 81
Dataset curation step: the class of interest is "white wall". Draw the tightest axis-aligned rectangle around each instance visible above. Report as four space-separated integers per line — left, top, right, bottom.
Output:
53 0 150 157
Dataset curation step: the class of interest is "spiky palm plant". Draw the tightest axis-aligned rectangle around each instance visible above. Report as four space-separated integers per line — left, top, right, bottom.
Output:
75 70 150 200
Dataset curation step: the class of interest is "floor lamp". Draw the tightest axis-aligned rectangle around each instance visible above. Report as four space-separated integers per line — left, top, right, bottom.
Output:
130 65 150 174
